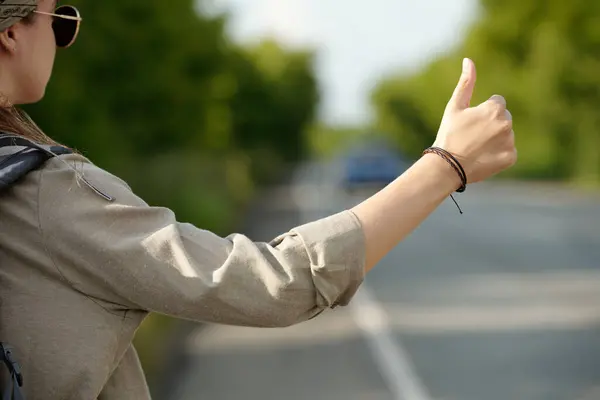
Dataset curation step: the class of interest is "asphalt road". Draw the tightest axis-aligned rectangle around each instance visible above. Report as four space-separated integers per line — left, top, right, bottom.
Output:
167 160 600 400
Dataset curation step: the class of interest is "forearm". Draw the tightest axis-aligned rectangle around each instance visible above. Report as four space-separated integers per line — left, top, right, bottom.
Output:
351 153 461 272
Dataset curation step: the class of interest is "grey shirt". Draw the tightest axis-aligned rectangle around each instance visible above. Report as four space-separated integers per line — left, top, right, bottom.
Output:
0 152 366 399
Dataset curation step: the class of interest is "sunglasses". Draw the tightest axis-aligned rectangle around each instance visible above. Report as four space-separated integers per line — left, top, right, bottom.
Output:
34 5 82 48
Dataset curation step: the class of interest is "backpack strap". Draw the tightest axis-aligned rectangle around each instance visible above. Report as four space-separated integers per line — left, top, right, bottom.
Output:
0 344 23 400
0 133 72 193
0 134 72 399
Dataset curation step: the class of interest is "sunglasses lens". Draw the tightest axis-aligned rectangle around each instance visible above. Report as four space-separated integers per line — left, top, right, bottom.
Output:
53 6 80 48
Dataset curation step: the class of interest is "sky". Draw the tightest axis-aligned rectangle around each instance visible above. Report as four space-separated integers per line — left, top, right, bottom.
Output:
204 0 479 126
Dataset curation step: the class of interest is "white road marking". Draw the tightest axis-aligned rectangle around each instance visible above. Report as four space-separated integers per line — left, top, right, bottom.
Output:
350 286 433 400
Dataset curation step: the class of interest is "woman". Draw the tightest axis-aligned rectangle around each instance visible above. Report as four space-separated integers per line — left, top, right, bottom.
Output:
0 0 517 399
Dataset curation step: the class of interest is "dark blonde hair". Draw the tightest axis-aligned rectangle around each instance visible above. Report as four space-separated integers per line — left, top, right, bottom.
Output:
0 107 58 145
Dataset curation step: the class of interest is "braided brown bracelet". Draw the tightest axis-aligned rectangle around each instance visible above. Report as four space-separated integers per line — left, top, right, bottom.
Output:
422 147 468 214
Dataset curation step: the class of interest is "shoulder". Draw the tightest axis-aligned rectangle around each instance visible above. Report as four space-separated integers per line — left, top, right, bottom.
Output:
36 151 177 268
39 152 146 208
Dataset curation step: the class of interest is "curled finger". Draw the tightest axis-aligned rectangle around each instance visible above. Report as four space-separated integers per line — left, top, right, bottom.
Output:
481 94 507 116
506 129 515 148
488 94 507 108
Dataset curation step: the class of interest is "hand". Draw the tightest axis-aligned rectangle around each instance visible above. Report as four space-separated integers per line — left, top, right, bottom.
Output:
432 58 517 184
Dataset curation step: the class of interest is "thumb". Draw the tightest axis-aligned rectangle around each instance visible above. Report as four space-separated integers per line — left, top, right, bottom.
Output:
447 58 477 112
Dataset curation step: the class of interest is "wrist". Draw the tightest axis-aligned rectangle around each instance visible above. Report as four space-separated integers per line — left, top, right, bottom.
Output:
419 152 463 193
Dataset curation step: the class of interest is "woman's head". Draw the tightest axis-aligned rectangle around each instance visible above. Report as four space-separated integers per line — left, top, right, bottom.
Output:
0 0 81 145
0 0 81 105
0 0 57 105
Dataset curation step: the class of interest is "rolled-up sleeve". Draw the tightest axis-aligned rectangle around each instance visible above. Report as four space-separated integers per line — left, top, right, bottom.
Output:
37 155 366 327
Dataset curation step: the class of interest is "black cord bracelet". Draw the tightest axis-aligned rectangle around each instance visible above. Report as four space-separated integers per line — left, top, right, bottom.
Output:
422 146 468 214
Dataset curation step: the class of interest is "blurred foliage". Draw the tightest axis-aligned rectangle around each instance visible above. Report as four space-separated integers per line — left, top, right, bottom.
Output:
305 122 367 159
370 0 600 185
23 0 320 390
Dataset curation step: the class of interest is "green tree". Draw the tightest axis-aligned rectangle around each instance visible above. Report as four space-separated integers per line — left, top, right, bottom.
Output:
227 40 320 182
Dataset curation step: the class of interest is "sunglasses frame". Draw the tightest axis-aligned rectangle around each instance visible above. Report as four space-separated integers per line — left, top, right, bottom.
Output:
34 5 82 48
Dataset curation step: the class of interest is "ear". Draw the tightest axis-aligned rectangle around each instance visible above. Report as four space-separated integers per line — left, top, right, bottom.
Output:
0 26 18 54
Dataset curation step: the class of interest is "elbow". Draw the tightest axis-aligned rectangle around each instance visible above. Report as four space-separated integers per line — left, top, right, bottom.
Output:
254 305 323 329
224 278 326 328
255 283 340 328
172 277 351 328
273 300 326 328
259 264 363 328
166 280 323 328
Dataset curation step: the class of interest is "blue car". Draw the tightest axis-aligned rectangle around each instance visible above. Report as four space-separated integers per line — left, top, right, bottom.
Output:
342 146 405 190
